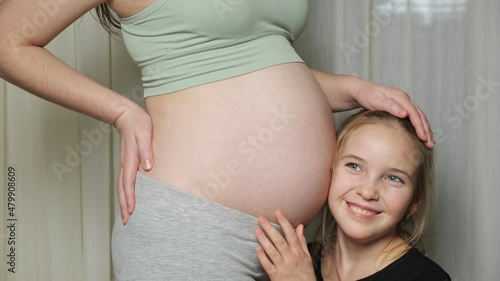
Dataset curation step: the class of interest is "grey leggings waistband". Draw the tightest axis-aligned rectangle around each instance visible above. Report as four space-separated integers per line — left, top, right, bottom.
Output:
112 172 269 281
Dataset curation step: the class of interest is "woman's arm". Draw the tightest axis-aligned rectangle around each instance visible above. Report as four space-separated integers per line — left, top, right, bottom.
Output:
0 0 152 224
309 68 434 148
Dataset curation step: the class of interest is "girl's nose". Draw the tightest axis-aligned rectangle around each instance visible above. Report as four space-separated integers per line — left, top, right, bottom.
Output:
355 179 380 201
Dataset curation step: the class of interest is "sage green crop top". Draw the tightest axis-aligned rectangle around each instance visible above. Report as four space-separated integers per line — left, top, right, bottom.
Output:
119 0 308 98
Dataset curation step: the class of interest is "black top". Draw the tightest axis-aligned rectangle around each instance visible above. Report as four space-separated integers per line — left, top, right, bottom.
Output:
311 245 451 281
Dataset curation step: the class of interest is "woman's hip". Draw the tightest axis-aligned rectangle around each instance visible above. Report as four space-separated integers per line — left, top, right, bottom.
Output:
111 172 269 281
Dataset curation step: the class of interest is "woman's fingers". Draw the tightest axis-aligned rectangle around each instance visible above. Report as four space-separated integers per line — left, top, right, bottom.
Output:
135 115 154 171
116 169 129 224
358 79 434 147
386 89 435 147
114 107 154 224
118 147 138 224
411 100 434 148
121 136 139 216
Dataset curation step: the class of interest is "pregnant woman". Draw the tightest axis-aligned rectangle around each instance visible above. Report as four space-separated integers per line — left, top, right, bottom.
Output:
0 0 433 280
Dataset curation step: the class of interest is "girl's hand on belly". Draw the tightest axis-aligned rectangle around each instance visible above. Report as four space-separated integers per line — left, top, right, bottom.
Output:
113 105 154 225
255 210 316 281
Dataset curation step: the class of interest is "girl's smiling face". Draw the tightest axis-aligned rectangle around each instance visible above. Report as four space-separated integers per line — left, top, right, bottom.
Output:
328 123 420 244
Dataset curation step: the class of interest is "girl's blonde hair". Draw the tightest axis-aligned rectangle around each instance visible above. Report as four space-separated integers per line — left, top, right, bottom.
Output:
317 110 434 257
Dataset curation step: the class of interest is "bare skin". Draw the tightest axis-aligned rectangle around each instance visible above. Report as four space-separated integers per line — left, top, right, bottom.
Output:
141 62 335 225
0 0 434 225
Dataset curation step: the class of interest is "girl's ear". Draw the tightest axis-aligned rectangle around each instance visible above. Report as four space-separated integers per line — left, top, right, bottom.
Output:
407 200 420 217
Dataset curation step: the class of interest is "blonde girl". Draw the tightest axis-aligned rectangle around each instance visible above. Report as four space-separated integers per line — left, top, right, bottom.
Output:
255 111 450 281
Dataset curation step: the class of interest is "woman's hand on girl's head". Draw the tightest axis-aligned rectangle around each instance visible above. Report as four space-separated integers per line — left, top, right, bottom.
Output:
349 77 435 148
309 70 434 149
114 105 154 225
255 211 316 281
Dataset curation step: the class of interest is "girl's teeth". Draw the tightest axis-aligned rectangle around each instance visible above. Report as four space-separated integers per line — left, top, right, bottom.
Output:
350 205 376 216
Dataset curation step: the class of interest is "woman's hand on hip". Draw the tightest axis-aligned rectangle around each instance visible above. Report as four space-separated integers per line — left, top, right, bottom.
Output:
114 105 154 224
255 211 316 281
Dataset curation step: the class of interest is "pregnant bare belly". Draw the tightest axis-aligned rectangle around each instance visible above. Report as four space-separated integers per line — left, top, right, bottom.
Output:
141 63 336 226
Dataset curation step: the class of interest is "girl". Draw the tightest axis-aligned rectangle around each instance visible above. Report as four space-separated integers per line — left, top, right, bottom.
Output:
0 0 434 279
255 111 450 281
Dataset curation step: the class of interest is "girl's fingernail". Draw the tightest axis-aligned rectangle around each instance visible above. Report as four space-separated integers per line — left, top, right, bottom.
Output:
144 160 152 170
276 210 283 218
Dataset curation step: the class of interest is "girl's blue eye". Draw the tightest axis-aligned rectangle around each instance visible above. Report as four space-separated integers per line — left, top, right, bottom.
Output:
386 175 404 184
346 163 361 171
